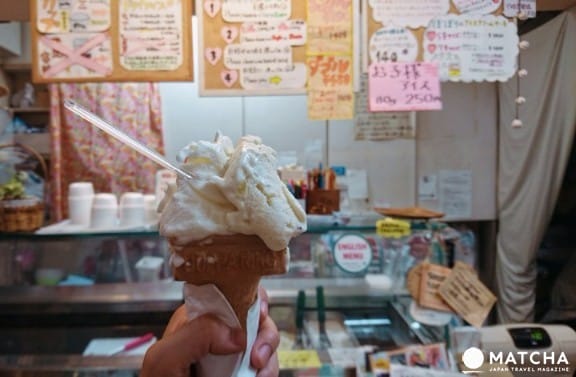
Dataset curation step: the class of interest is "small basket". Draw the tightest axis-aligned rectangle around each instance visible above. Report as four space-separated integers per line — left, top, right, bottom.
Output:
0 197 44 232
0 143 48 232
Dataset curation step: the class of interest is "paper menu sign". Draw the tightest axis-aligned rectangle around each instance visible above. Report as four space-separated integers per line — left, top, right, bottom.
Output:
438 263 497 328
369 26 419 64
354 73 415 140
200 0 306 94
221 22 307 90
306 0 355 120
119 0 184 71
504 0 537 18
369 62 442 112
418 174 438 201
307 0 353 55
307 55 354 120
423 14 519 82
368 0 450 28
452 0 502 15
438 170 472 219
221 0 291 22
37 33 113 79
239 20 307 45
37 0 112 33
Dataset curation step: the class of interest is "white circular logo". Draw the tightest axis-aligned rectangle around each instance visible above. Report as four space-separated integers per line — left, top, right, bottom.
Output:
462 347 485 370
333 234 372 274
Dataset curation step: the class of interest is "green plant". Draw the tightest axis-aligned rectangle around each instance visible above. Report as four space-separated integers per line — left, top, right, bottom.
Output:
0 172 27 200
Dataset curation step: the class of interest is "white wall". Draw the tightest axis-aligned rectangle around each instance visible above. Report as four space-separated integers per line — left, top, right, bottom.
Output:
0 22 21 58
417 82 498 220
160 81 497 219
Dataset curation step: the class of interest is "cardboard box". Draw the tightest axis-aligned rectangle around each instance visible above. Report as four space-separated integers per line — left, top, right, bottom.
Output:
418 263 453 312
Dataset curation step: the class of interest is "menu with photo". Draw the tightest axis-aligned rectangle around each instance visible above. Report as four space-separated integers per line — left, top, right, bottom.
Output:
31 0 193 83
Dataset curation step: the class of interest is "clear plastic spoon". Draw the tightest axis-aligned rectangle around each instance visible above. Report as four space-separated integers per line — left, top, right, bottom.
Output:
64 99 193 180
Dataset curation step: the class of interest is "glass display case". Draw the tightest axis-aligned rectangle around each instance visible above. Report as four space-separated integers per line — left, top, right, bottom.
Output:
0 218 458 376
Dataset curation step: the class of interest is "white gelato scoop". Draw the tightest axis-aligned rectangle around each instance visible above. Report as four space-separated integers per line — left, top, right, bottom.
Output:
159 133 307 251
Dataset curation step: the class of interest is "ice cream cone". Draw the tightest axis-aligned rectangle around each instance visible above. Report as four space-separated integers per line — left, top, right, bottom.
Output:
171 235 288 329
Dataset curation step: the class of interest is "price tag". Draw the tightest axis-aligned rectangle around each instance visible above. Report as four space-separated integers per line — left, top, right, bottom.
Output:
376 218 411 238
369 62 442 112
278 350 322 369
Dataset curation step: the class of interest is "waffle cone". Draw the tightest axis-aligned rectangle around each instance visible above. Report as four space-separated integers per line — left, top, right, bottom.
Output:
171 235 288 328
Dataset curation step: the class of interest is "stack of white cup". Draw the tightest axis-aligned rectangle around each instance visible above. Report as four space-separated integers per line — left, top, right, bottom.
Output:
68 184 156 229
68 182 95 227
119 192 146 228
91 193 118 229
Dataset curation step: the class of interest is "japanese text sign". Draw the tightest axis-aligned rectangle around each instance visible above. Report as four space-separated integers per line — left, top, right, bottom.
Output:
369 62 442 112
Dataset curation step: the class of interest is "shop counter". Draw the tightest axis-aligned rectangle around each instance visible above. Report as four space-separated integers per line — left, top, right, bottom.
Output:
0 279 442 376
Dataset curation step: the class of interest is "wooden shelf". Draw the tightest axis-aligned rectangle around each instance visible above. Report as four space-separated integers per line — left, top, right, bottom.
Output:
8 107 50 114
1 63 32 72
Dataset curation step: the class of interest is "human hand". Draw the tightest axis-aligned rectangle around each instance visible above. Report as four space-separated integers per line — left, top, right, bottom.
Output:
250 286 280 377
140 286 279 377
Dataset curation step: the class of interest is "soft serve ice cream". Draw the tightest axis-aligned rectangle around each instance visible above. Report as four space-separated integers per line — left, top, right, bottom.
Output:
159 133 306 251
158 133 307 377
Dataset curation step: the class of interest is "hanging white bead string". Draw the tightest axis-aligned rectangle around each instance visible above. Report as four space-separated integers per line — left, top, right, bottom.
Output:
512 1 529 128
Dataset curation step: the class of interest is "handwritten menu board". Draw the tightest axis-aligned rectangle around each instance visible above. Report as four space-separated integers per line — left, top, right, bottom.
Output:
307 55 354 119
306 0 355 120
423 15 518 81
31 0 192 83
354 73 415 140
369 62 442 111
198 0 308 95
363 0 519 82
307 0 353 55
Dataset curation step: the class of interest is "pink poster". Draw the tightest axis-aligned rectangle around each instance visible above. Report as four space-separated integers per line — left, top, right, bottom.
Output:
369 62 442 112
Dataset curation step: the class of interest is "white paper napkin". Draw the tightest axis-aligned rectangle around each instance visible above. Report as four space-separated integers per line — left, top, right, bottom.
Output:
184 283 260 377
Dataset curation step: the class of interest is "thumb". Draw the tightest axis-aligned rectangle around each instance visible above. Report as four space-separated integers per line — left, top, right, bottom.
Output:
141 314 246 377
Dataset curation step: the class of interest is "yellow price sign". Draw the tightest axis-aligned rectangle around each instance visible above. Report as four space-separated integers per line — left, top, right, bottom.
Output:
278 350 322 369
376 218 411 238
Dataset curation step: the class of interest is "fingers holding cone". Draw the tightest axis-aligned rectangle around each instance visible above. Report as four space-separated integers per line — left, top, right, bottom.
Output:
141 314 246 377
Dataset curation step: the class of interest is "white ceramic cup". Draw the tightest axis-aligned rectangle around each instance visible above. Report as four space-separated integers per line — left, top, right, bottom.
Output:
119 192 145 227
91 193 118 229
68 182 94 226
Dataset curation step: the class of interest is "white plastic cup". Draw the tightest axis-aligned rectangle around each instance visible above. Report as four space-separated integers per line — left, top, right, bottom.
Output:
68 182 94 197
135 256 164 282
68 182 94 226
119 192 145 227
143 194 158 224
91 193 118 229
